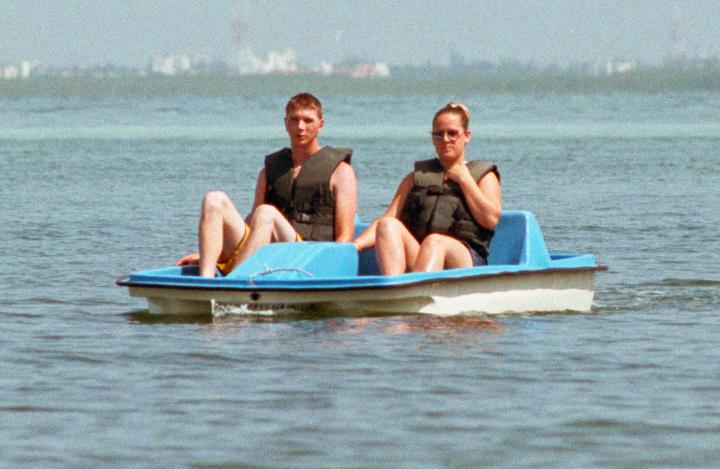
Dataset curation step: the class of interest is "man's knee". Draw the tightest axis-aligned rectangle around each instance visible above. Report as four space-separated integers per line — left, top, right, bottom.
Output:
202 191 230 212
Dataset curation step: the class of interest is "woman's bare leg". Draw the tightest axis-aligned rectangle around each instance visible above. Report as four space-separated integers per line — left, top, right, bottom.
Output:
375 217 420 275
412 233 473 272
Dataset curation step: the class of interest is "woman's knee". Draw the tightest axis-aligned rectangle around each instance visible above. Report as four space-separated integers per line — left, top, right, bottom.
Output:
420 233 449 252
376 217 404 238
422 233 445 245
420 234 472 266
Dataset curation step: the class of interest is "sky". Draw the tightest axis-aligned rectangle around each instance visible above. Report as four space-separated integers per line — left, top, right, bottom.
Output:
1 0 719 68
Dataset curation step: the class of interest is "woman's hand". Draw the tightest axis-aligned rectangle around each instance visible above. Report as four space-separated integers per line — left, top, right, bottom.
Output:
444 162 473 185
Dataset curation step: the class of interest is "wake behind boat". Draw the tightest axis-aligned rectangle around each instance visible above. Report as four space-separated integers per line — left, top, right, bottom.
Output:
117 211 606 316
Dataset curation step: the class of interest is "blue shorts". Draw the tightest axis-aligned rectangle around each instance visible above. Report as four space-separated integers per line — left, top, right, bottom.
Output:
468 246 487 266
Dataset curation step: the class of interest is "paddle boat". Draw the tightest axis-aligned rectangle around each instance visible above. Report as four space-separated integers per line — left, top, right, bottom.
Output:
117 210 606 316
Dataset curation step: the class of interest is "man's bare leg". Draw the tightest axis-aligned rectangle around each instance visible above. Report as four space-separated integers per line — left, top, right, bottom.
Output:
374 217 420 275
198 191 248 277
233 204 297 265
412 234 473 272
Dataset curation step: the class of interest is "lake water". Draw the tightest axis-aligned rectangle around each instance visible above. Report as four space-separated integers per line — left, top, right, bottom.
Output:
2 91 719 467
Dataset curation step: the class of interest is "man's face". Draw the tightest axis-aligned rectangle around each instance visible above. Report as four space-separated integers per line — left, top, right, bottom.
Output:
284 107 324 147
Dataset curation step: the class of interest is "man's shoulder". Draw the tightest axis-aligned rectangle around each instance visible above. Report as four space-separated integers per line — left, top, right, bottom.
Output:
264 148 294 182
331 160 356 177
333 160 355 173
329 160 357 188
264 147 291 161
315 146 352 164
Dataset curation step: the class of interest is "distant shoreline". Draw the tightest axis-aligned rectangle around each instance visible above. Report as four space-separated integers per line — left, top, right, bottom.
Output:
2 68 719 97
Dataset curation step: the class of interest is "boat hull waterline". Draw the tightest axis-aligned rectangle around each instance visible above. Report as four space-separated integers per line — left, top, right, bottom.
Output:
123 268 600 316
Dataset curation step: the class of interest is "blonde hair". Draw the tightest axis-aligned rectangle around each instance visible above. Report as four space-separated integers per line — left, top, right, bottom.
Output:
285 92 323 119
433 102 471 130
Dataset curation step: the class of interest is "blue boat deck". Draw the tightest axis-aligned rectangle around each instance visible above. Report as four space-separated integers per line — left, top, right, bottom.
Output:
122 211 601 291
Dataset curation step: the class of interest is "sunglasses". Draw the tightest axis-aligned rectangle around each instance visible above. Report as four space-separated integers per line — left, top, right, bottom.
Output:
431 129 463 141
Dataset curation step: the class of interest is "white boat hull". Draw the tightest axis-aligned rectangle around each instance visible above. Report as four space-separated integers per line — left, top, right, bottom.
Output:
128 268 598 317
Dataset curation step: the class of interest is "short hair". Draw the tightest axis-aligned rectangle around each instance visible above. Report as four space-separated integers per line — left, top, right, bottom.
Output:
433 102 471 130
285 93 323 119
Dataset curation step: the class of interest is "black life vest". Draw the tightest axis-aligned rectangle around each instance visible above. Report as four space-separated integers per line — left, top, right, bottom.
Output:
399 158 499 260
264 146 352 241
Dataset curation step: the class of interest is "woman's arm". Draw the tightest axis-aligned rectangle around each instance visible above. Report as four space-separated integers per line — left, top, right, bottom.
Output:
445 164 502 230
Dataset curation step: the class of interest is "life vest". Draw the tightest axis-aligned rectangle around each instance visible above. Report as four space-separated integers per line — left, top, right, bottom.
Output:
264 146 352 241
399 158 499 260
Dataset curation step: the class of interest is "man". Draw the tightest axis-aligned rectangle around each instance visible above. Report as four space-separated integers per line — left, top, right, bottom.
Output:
177 93 357 277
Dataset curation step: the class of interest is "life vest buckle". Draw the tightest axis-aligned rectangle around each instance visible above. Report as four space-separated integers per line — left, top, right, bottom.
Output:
295 212 312 223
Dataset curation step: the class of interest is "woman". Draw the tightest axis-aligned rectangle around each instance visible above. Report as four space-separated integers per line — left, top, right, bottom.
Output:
354 102 501 275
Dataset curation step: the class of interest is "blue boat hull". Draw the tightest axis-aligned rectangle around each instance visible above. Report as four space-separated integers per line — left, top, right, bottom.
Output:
117 211 605 316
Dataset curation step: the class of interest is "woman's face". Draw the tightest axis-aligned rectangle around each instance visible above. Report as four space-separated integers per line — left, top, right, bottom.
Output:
431 112 471 164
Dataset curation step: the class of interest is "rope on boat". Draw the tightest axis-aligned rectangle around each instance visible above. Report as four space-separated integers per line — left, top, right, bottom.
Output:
247 265 315 286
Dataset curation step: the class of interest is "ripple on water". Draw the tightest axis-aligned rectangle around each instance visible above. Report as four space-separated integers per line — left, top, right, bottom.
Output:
3 93 720 467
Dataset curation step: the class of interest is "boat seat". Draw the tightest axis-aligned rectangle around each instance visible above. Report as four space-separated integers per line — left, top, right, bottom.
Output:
488 210 551 267
224 242 359 280
354 210 551 274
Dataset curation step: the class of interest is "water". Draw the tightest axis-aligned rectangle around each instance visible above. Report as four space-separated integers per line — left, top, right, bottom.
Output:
2 91 720 467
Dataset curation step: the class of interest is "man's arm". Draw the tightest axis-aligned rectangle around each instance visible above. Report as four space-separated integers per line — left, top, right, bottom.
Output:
250 168 267 216
330 162 357 242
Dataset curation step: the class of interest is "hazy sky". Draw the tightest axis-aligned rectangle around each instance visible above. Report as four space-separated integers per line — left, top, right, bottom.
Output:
1 0 719 67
